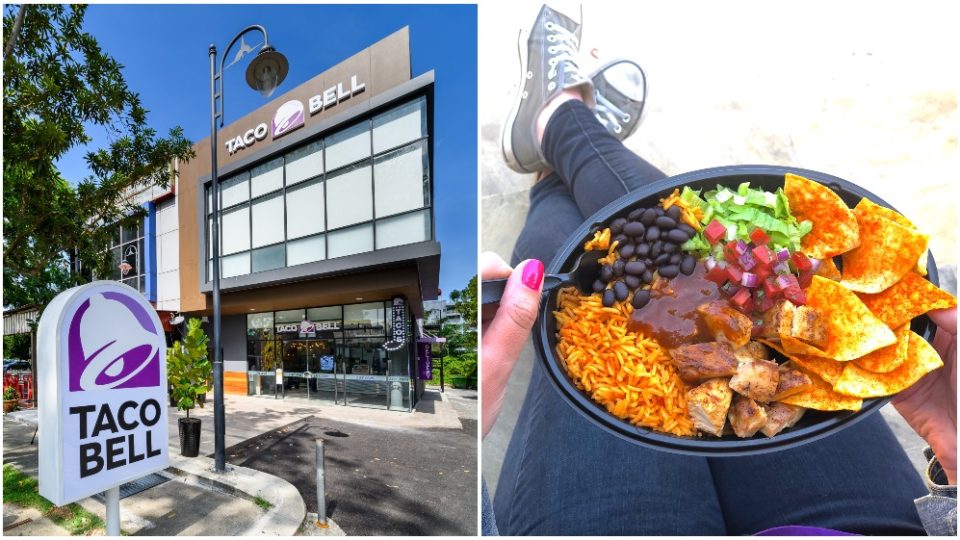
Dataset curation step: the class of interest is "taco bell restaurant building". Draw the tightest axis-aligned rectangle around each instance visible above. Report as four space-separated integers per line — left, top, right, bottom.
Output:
176 28 439 412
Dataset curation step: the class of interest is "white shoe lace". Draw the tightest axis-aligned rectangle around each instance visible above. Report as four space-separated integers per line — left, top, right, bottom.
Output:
595 91 631 135
543 21 582 92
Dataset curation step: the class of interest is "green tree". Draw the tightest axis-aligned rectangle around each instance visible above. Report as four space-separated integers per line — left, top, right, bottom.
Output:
2 334 30 360
449 274 478 329
167 319 212 418
3 4 194 310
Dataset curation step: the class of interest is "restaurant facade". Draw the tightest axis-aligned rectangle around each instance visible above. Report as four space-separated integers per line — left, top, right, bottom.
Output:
175 27 440 411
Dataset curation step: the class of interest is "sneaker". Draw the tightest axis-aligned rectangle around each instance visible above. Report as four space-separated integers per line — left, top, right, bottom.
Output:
501 5 595 174
590 59 647 140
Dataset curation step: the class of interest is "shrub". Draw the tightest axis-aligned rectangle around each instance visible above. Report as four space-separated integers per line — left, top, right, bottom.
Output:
167 319 212 418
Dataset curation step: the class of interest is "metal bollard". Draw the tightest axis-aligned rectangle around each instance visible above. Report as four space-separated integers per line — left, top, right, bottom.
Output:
315 438 328 528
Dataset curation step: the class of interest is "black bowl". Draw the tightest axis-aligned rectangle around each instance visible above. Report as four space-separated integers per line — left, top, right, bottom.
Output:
534 165 940 457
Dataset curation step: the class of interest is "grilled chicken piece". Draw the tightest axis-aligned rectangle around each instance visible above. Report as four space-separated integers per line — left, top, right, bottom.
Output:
697 302 753 347
772 364 814 400
760 402 806 437
669 342 739 384
787 306 828 348
686 378 733 437
733 341 771 363
760 300 796 340
728 358 780 402
728 395 768 438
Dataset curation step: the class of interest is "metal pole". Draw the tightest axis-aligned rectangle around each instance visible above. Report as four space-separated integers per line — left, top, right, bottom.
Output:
315 438 328 528
209 44 226 473
104 486 120 535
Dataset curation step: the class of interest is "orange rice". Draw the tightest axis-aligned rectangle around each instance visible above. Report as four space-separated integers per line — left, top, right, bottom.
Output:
554 287 696 436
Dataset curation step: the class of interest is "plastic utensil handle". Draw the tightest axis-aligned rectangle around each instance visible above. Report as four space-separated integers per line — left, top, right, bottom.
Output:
481 274 569 305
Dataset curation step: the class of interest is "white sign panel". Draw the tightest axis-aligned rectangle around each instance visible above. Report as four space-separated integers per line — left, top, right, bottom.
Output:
38 281 169 506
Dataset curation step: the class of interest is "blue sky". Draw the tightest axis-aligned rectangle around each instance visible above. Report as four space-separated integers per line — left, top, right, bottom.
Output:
56 4 478 299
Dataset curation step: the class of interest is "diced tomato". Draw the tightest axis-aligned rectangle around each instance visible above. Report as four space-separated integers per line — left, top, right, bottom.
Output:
754 264 772 282
725 264 743 284
704 264 728 284
756 291 775 313
797 270 814 289
752 245 774 266
750 228 770 246
782 286 807 305
763 277 780 299
775 274 799 291
724 240 740 262
704 220 727 245
791 251 813 273
730 287 752 311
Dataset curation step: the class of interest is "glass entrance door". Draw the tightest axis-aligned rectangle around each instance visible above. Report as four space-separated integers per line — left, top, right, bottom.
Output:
339 338 389 409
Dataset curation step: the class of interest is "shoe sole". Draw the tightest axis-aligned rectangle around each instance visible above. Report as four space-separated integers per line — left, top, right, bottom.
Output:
500 28 532 174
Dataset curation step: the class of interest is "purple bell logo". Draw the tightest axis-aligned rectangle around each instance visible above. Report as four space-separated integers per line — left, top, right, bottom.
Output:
67 291 162 392
273 100 304 139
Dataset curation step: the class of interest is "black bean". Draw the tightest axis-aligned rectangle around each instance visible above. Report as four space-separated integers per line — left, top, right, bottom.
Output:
663 243 678 253
660 229 671 240
610 217 627 235
619 243 635 259
640 208 657 226
641 270 653 283
654 253 670 266
625 261 646 275
643 258 654 266
602 289 616 307
613 259 625 276
678 223 696 237
636 243 650 257
667 205 682 220
666 229 689 244
613 281 629 301
625 275 641 289
592 279 606 292
600 264 613 282
659 264 680 278
655 207 666 217
612 234 629 246
651 241 662 258
669 253 682 264
623 221 645 237
645 226 660 242
656 215 677 229
680 254 696 275
627 208 645 221
632 289 651 309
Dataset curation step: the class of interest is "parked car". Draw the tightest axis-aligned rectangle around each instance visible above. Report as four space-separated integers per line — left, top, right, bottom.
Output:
3 360 31 376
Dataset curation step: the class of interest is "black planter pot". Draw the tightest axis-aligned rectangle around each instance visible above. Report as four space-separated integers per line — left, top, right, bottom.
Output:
178 417 202 457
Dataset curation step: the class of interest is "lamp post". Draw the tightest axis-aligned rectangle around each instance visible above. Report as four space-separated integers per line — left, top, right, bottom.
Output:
209 26 288 472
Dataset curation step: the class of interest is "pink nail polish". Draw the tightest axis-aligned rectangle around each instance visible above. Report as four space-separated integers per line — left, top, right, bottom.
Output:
522 259 544 290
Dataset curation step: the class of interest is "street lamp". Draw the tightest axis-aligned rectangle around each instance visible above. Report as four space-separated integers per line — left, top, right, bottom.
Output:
209 26 288 473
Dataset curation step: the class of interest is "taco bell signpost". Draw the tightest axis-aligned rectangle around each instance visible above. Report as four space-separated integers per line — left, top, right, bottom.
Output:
37 282 169 536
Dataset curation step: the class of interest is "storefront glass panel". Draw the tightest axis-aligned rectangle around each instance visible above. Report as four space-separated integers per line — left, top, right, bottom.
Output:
325 163 372 229
376 209 430 250
325 121 370 171
327 223 373 259
221 206 250 255
373 141 429 218
220 172 249 209
251 194 285 248
286 180 325 239
250 157 283 198
285 140 323 185
287 234 326 266
252 244 285 273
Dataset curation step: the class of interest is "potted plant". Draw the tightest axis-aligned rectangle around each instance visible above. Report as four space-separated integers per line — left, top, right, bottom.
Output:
167 318 212 457
3 385 18 413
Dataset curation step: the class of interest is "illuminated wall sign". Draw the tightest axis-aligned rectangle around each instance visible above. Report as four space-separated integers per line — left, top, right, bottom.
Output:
275 320 341 333
37 282 168 506
383 296 407 352
225 75 365 155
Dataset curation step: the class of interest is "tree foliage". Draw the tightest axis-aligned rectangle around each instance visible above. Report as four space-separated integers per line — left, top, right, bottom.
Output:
3 4 194 309
166 319 212 418
448 274 478 329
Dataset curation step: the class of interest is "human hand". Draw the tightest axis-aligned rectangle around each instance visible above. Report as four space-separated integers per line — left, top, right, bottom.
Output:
480 252 544 438
893 307 957 484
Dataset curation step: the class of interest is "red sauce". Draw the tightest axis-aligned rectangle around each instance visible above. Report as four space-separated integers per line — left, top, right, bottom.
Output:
627 263 722 348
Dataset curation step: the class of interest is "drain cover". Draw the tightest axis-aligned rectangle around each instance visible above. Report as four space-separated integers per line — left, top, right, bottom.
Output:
91 473 170 501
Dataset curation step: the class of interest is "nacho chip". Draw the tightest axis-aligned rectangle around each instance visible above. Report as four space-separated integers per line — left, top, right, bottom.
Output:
760 337 846 385
851 198 929 276
816 257 842 281
778 362 863 411
784 173 859 259
833 331 944 398
856 271 957 329
780 276 897 360
840 199 929 293
852 324 910 373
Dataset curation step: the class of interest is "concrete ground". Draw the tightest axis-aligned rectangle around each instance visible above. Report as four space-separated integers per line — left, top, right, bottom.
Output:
480 0 958 495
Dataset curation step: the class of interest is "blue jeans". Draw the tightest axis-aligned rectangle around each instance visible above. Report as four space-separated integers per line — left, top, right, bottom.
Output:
496 100 927 535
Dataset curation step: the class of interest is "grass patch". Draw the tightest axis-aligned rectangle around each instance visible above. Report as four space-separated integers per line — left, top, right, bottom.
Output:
3 464 107 535
254 496 273 510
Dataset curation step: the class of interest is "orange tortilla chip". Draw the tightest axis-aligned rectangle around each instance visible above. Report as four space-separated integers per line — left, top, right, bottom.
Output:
784 173 859 259
759 339 844 385
852 324 910 373
840 199 929 293
856 271 957 329
849 198 929 276
816 257 842 281
834 331 944 398
779 362 863 411
780 276 897 361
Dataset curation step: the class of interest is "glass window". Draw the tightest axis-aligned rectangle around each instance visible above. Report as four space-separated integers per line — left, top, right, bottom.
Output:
372 98 426 153
252 244 285 273
250 157 283 198
220 172 249 209
376 209 430 249
251 194 284 248
328 223 373 259
221 252 250 278
285 180 325 239
326 163 372 229
121 222 141 244
344 302 386 332
275 309 305 323
287 235 325 266
285 140 323 185
220 206 250 255
374 141 429 218
325 121 370 171
307 306 342 322
206 186 213 215
247 312 274 339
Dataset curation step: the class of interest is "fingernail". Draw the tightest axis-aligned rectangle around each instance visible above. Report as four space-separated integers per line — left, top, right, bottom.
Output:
522 259 544 290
